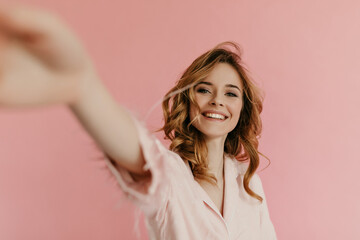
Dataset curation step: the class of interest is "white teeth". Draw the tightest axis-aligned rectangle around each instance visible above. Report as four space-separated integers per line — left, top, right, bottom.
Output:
204 113 226 120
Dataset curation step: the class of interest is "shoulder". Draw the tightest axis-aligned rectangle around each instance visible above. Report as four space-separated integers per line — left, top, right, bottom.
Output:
227 156 249 176
227 156 263 191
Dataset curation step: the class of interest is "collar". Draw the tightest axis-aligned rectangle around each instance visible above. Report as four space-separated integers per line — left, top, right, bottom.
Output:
184 155 249 220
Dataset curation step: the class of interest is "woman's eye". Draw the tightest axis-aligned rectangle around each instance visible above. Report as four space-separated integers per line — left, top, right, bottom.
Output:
197 88 210 94
226 92 238 97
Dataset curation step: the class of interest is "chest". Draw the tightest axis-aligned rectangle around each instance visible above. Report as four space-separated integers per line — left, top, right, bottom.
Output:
199 181 225 216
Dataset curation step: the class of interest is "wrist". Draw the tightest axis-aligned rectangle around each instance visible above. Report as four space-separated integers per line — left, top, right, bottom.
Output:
67 69 103 110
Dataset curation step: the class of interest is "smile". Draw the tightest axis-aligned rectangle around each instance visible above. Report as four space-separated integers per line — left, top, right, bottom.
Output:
202 112 227 120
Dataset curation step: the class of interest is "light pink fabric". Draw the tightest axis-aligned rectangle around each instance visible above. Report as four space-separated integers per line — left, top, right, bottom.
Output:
105 115 277 240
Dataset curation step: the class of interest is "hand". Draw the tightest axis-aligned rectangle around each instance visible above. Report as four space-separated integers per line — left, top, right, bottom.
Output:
0 5 96 107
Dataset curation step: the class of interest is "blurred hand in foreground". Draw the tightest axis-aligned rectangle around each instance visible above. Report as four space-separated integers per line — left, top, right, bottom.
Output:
0 5 96 107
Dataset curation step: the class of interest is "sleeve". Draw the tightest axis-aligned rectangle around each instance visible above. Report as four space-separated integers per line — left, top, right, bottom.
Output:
103 112 181 217
252 174 278 240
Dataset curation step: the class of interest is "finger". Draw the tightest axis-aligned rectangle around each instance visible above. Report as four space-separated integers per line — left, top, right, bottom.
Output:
0 4 60 38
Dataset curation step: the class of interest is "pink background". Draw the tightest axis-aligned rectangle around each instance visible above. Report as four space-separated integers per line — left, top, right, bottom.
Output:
1 0 359 239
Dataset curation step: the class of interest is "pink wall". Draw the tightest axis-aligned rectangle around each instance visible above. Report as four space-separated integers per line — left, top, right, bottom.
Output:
1 0 359 239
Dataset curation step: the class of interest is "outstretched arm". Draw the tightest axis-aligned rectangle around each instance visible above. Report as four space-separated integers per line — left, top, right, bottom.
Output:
69 76 149 175
0 5 149 176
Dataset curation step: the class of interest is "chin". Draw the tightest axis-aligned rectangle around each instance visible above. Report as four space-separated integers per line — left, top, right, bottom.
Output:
197 129 229 140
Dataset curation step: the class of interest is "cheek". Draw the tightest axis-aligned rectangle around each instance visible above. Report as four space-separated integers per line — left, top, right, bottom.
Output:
231 102 243 120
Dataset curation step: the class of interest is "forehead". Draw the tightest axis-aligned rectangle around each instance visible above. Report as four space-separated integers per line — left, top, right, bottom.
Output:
202 63 243 89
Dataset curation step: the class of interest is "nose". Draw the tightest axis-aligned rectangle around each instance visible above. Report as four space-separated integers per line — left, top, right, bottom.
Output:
209 94 224 107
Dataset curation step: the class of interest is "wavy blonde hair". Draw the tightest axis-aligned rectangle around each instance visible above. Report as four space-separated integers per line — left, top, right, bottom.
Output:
161 41 267 203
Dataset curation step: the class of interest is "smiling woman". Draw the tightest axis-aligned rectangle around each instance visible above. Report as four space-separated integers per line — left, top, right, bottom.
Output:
0 5 276 240
141 42 277 238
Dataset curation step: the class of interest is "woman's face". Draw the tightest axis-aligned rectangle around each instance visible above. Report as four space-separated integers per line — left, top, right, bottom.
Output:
189 63 243 140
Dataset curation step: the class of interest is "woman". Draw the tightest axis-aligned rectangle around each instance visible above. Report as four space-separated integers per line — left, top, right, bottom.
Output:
0 5 277 239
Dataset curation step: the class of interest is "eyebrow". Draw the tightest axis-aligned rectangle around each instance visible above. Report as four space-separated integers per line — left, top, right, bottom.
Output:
196 81 242 92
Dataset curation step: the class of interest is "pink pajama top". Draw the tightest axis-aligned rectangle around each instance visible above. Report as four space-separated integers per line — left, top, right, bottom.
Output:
105 115 277 240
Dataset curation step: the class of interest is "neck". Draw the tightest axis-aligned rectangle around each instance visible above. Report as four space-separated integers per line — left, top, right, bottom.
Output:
204 135 227 181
